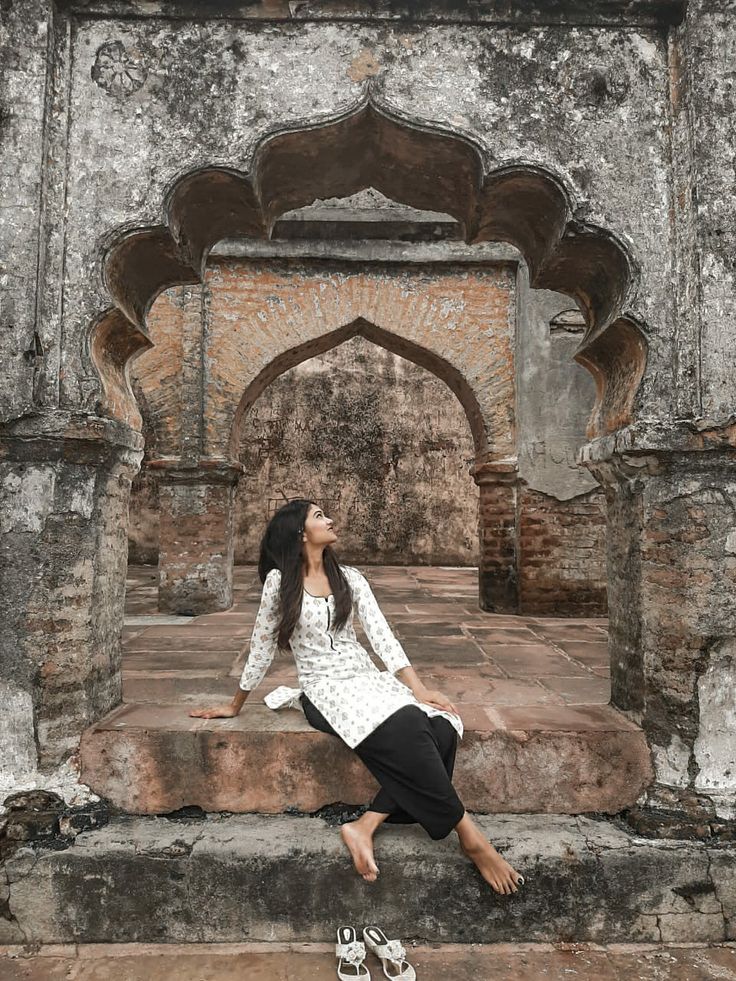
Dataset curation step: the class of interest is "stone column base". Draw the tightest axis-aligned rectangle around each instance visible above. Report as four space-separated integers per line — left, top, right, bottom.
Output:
582 426 736 823
0 412 143 775
153 459 244 615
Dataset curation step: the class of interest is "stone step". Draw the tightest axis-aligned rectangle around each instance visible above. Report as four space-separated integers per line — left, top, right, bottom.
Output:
2 813 733 945
3 942 736 979
79 700 652 816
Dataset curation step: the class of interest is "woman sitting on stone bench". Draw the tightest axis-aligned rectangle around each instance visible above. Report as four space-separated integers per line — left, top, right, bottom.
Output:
190 498 523 895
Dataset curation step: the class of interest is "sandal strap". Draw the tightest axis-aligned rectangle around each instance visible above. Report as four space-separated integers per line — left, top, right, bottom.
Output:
374 939 407 963
336 939 366 965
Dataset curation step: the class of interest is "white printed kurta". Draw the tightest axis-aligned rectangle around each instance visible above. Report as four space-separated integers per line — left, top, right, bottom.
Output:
239 565 464 749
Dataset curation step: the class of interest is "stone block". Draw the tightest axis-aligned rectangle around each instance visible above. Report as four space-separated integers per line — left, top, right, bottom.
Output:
79 701 652 816
2 813 733 944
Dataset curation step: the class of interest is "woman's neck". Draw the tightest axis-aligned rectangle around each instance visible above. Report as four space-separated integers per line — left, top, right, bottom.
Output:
303 545 326 576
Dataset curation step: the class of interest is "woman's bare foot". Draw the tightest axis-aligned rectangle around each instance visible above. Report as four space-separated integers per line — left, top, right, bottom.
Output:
460 837 523 895
340 821 380 882
454 814 523 895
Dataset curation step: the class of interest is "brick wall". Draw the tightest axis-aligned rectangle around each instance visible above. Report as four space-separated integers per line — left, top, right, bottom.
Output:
518 486 607 615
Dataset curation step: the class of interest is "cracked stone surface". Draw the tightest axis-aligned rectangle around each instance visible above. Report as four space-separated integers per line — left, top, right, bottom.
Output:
1 813 734 945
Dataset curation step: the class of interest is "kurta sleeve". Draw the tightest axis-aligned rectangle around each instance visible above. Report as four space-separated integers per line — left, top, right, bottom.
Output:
350 568 412 674
239 568 281 691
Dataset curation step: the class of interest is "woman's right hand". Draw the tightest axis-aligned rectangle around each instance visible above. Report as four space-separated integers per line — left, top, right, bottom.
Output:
188 703 240 719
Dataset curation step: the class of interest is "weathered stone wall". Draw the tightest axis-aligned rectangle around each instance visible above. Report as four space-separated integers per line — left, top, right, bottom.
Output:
202 257 516 459
129 255 517 569
127 468 158 565
0 1 54 422
585 446 736 820
669 0 736 421
0 422 142 780
1 5 675 426
129 335 481 566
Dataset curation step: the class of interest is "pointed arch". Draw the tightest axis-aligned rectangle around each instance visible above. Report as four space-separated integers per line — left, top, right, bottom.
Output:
228 316 489 460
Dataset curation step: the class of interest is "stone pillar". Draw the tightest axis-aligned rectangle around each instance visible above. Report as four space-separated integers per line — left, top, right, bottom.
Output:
471 459 519 613
154 459 244 615
0 413 143 779
584 437 736 823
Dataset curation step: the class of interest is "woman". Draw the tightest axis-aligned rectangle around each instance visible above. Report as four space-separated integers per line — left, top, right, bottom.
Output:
190 499 523 895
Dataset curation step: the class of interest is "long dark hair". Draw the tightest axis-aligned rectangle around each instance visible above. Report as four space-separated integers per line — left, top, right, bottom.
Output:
257 498 352 650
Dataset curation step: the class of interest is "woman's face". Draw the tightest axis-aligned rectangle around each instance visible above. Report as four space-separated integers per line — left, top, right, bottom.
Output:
303 503 338 546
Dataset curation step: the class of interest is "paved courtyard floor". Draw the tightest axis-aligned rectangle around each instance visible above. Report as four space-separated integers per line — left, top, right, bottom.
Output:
123 564 611 720
3 942 736 980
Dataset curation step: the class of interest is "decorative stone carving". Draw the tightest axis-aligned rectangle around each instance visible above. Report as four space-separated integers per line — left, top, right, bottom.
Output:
91 41 147 98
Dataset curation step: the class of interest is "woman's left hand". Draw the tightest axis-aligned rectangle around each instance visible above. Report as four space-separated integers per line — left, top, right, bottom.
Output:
415 689 459 716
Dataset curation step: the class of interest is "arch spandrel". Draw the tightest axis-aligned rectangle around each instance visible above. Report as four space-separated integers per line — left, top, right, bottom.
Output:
196 260 515 462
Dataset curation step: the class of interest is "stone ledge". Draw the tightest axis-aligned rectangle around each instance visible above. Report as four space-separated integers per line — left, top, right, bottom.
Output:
2 813 733 945
78 701 653 816
58 1 687 27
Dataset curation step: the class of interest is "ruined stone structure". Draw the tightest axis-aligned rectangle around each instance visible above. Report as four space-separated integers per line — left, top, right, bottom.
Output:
127 244 606 610
2 0 736 944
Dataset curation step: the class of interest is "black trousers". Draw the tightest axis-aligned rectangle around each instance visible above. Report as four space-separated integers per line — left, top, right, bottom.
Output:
300 692 466 840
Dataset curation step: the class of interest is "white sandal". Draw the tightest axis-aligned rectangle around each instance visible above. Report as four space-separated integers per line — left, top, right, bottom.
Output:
363 926 416 980
336 926 371 979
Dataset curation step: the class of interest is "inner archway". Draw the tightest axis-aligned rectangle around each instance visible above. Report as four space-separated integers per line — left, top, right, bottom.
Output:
127 246 607 618
235 333 479 567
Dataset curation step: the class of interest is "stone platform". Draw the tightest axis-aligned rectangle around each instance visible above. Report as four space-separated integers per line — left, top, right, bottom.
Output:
2 813 734 945
79 566 652 815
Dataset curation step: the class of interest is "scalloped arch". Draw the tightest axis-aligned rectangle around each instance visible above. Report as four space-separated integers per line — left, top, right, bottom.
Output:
93 100 647 437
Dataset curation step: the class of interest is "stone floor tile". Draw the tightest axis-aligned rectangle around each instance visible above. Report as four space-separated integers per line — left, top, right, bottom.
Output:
454 704 499 730
159 623 254 637
482 646 590 677
551 640 609 666
124 615 195 626
486 679 566 705
532 623 611 642
539 675 612 704
402 601 467 614
465 615 538 626
122 651 241 672
394 621 465 636
193 612 256 623
417 662 506 681
123 633 246 650
122 564 617 715
495 703 641 732
122 677 237 702
466 626 548 645
92 702 211 731
605 945 736 980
